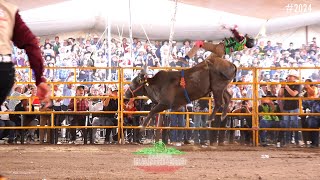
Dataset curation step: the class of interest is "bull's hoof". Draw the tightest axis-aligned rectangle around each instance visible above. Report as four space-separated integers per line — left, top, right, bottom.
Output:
221 115 227 121
139 126 146 132
206 120 214 124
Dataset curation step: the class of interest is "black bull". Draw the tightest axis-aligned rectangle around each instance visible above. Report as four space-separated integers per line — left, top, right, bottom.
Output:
125 57 237 131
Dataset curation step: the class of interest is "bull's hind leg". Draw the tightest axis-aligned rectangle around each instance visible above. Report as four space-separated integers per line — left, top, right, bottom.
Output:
139 104 168 132
221 90 232 121
209 89 224 121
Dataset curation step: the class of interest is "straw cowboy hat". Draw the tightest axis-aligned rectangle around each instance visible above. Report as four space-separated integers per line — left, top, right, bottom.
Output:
287 70 299 78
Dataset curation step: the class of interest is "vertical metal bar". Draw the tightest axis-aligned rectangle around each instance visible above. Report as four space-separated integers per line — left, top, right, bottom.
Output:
120 68 124 144
252 67 259 146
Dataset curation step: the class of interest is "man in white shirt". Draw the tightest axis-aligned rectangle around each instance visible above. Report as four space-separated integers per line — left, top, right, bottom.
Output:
0 101 15 144
8 85 23 110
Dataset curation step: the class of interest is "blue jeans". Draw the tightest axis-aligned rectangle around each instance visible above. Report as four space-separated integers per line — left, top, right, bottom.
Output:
280 109 300 144
307 116 320 147
259 119 279 144
193 114 208 144
170 114 185 143
0 120 16 140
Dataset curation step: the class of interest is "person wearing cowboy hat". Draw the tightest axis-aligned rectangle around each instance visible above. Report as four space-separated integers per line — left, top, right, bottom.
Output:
278 70 302 147
259 94 281 147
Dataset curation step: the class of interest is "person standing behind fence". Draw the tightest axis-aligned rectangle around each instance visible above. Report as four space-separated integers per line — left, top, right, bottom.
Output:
193 98 209 146
259 95 281 147
300 79 318 147
307 100 320 148
91 85 118 144
0 0 50 107
278 70 302 147
0 101 15 144
68 85 89 144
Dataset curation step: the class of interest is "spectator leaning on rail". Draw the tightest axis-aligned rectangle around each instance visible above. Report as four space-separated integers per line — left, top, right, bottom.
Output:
0 0 50 107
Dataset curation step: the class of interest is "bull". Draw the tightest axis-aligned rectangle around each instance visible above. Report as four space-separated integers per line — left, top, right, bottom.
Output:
124 57 237 132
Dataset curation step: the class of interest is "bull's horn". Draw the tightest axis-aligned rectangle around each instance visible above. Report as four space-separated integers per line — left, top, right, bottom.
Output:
143 64 148 74
141 64 148 76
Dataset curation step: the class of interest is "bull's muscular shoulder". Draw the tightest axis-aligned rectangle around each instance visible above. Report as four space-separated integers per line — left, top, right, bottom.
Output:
149 70 179 84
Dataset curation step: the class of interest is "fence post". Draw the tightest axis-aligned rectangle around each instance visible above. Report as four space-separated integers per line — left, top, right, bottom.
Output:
119 67 125 144
252 67 259 146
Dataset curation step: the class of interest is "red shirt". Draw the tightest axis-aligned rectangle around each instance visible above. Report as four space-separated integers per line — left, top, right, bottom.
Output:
32 98 40 105
12 11 45 86
68 99 89 111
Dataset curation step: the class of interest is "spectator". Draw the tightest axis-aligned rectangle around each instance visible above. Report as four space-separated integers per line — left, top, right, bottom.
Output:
193 98 209 146
301 79 318 146
307 101 320 148
11 98 38 143
278 70 302 147
0 101 15 144
92 85 118 144
68 85 89 144
8 85 23 110
263 40 274 53
259 95 281 147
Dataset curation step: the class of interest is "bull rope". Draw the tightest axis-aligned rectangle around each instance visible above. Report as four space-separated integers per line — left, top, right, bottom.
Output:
180 70 191 104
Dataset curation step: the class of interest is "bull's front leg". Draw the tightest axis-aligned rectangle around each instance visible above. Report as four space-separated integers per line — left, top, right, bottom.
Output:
139 104 168 132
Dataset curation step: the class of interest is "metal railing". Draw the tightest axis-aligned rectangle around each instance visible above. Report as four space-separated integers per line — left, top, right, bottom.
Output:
0 66 319 146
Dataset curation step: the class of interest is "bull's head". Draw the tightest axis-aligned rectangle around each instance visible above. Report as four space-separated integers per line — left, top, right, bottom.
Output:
124 65 148 99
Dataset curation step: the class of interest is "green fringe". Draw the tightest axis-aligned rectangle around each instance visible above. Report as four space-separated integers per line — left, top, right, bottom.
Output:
133 141 185 155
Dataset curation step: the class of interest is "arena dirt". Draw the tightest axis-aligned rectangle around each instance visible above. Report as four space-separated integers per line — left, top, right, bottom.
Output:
1 144 320 180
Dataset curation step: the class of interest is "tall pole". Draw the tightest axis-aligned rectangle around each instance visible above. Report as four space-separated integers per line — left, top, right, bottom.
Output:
107 16 112 81
128 0 134 64
166 0 178 67
306 26 309 45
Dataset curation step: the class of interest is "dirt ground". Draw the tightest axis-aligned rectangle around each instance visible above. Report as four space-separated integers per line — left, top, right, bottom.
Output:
0 144 319 180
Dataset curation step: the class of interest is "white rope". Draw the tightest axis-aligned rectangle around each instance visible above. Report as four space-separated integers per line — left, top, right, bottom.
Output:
116 24 124 43
117 24 121 41
95 27 108 47
166 0 178 67
255 19 269 40
140 23 151 47
121 24 124 39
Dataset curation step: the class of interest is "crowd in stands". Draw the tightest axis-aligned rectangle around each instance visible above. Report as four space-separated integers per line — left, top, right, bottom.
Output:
0 34 319 147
